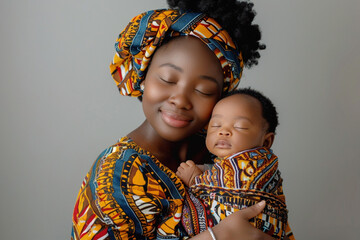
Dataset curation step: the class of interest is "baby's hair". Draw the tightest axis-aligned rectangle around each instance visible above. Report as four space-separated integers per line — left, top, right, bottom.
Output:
225 88 279 134
167 0 265 67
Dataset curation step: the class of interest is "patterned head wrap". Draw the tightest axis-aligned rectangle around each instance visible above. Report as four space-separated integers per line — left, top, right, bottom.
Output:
110 9 244 97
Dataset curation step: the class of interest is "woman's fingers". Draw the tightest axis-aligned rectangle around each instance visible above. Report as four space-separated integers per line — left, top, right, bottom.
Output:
209 200 272 240
239 200 266 220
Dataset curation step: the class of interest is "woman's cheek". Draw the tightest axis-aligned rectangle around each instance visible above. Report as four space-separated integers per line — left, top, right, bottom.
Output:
143 81 167 102
200 98 218 121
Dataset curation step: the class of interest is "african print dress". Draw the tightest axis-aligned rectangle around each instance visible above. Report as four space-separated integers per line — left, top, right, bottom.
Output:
182 147 295 240
71 137 187 240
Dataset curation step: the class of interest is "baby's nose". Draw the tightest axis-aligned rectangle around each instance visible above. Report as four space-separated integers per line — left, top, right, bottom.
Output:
218 128 231 136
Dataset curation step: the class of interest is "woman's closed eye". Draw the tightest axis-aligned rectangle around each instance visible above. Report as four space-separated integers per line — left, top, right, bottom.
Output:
159 77 176 84
194 84 218 97
195 89 215 96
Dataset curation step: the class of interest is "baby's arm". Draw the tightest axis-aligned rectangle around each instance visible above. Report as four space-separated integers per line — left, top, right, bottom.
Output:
176 160 203 187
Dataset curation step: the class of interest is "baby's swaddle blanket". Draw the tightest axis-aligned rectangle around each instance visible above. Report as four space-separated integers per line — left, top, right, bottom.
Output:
182 147 295 240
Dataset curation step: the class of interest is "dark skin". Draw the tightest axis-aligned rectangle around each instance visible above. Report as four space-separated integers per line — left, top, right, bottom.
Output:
128 36 273 240
129 125 209 172
177 94 276 187
128 36 223 172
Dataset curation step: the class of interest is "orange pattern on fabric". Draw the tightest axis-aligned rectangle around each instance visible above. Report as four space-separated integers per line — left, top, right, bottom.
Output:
188 148 295 240
71 137 187 239
110 9 243 98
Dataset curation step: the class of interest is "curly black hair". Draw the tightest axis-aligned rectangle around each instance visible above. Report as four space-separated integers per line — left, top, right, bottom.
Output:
225 88 279 134
167 0 265 67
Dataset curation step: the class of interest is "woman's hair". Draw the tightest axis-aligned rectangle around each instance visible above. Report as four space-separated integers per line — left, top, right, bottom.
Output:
167 0 265 67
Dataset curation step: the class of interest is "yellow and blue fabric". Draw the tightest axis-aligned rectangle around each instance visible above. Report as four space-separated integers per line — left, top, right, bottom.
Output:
110 9 244 97
71 137 188 239
183 147 295 240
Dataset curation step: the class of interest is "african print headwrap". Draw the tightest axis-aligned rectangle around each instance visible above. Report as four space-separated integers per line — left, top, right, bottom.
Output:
110 9 244 97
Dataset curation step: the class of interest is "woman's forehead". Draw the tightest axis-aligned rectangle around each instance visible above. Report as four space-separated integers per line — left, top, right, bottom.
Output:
152 36 224 78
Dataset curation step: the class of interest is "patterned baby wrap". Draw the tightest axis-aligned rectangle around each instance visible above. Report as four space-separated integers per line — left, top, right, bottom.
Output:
182 147 295 240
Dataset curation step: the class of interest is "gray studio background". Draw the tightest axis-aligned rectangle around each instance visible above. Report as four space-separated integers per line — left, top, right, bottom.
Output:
1 0 359 239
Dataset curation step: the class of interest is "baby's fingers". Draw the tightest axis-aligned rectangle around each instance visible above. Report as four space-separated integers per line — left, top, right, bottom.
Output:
179 162 189 168
185 160 196 166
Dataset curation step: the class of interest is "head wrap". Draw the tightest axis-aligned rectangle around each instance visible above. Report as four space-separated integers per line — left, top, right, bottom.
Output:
110 9 244 97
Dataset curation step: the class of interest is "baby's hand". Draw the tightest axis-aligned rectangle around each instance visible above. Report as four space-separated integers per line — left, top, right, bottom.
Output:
176 160 203 187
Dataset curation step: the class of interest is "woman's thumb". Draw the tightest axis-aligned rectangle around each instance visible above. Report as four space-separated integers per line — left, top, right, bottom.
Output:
240 200 266 220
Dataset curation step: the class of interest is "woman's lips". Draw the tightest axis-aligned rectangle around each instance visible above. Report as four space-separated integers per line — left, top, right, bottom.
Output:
161 110 192 128
215 139 232 149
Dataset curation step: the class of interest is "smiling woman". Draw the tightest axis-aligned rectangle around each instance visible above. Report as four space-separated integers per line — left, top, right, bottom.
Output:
138 36 223 145
71 1 270 240
2 0 360 239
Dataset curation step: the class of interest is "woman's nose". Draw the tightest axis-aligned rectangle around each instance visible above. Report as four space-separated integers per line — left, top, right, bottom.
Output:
168 89 192 110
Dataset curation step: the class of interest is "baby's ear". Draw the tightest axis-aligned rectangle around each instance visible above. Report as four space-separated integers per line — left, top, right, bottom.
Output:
263 132 275 148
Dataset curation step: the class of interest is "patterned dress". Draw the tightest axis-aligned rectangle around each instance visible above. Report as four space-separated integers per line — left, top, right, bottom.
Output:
182 147 295 240
71 137 187 240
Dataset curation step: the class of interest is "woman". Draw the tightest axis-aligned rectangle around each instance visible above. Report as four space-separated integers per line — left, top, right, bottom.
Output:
72 1 271 239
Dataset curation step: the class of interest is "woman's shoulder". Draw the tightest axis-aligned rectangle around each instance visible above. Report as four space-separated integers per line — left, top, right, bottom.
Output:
87 136 154 187
96 136 154 163
94 136 181 184
94 135 186 205
73 136 187 238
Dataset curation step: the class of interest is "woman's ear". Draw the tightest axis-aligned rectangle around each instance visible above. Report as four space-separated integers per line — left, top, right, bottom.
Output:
262 132 275 148
140 81 145 91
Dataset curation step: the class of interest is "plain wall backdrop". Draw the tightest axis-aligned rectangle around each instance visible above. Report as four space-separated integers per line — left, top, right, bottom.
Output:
1 0 359 239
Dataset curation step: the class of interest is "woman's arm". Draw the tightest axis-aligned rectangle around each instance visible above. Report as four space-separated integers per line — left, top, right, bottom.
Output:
191 201 273 240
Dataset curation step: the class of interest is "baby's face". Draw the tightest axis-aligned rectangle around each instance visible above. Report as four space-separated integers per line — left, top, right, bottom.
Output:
206 94 269 158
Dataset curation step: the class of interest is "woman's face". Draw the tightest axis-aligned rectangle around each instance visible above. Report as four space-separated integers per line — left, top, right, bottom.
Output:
142 36 224 142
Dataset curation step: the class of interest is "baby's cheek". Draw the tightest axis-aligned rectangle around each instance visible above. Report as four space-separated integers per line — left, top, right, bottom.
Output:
205 134 215 153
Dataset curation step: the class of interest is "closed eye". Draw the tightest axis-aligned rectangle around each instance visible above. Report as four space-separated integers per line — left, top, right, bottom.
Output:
160 77 175 84
235 127 248 130
195 89 215 96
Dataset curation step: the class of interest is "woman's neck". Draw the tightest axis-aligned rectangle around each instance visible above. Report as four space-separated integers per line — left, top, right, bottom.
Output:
127 121 187 172
128 120 210 172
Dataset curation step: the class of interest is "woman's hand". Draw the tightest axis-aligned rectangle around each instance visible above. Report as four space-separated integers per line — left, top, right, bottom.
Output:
191 201 273 240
